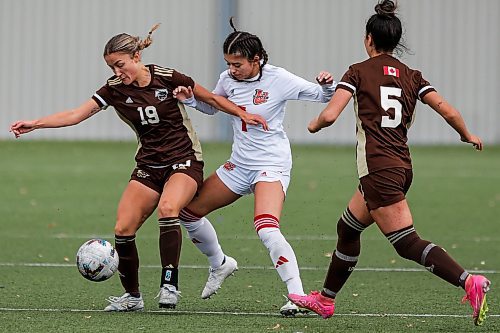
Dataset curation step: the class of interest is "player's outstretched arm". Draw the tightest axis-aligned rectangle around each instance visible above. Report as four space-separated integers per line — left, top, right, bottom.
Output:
10 99 102 138
192 83 269 130
173 86 219 115
423 91 483 151
308 89 352 133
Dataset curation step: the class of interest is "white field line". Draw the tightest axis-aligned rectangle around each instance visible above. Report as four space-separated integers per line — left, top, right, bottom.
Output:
0 307 498 318
0 262 497 274
2 233 499 242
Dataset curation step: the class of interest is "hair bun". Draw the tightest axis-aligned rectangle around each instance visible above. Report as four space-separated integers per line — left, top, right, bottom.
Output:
375 0 397 18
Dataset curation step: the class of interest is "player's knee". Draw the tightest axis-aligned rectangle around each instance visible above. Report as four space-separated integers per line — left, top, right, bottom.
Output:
157 200 181 218
114 223 137 236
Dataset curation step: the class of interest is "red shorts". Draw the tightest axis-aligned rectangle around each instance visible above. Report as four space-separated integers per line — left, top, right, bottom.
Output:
130 158 204 194
359 167 413 210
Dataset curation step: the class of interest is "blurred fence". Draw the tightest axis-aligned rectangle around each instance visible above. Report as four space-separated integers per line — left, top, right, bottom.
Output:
2 0 499 144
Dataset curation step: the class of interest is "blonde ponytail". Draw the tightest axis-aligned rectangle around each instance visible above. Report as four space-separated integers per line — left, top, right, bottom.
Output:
139 23 161 51
103 23 161 56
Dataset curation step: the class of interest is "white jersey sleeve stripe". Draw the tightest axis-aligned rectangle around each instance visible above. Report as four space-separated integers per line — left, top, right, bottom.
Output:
93 93 108 107
418 86 435 100
337 82 356 93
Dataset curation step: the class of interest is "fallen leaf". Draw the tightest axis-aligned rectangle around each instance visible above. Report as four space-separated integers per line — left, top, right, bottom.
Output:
267 323 281 330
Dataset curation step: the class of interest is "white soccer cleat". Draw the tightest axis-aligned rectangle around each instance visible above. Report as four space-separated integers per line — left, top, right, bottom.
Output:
201 256 238 299
104 293 144 312
280 298 310 317
156 284 181 309
280 300 300 317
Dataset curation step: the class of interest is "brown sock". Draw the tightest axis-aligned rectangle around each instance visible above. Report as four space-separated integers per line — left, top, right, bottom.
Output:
387 225 466 287
323 208 366 298
115 234 140 294
159 217 182 288
422 245 467 287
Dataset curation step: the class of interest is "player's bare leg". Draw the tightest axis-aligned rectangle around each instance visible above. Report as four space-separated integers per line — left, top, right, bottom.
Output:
253 181 306 316
105 180 159 312
185 171 242 216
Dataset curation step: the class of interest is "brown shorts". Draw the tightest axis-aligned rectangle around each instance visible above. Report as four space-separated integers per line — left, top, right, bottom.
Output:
359 167 413 211
130 158 204 194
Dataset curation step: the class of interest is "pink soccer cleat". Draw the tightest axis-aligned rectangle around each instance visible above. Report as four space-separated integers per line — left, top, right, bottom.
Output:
288 291 335 319
462 274 491 326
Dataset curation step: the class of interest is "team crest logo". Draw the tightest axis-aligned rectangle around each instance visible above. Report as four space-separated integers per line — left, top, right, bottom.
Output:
136 169 150 178
223 161 236 171
155 89 168 101
172 160 191 170
253 89 269 105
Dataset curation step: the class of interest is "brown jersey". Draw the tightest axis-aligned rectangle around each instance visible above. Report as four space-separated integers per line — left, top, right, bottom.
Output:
336 54 435 178
92 65 203 167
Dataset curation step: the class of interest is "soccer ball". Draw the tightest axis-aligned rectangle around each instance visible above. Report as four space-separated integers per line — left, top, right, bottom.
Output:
76 239 119 282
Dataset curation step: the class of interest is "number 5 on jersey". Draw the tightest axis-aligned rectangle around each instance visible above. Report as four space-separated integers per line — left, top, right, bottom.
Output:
380 86 402 128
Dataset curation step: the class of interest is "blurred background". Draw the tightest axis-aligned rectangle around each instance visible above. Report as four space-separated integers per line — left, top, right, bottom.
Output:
2 0 499 144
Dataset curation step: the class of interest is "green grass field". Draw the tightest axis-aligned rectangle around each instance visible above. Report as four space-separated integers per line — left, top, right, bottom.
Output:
1 141 499 332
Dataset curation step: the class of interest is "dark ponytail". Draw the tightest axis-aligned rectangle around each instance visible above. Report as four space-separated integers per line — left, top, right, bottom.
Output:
366 0 408 55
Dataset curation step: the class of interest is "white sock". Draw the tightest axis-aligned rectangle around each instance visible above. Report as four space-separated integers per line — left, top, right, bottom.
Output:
180 217 225 269
258 227 305 295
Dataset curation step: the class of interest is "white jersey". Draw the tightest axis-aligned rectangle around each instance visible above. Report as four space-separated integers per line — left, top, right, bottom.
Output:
197 64 335 171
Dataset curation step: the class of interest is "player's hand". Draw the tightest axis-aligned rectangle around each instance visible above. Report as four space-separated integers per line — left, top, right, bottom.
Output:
9 120 37 138
316 71 334 85
173 86 194 101
461 134 483 151
308 117 321 133
240 112 269 131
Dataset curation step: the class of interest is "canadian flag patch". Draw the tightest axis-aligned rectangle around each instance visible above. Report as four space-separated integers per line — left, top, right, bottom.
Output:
383 66 400 77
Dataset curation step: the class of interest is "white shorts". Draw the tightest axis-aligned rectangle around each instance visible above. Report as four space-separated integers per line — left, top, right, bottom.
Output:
215 161 291 196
